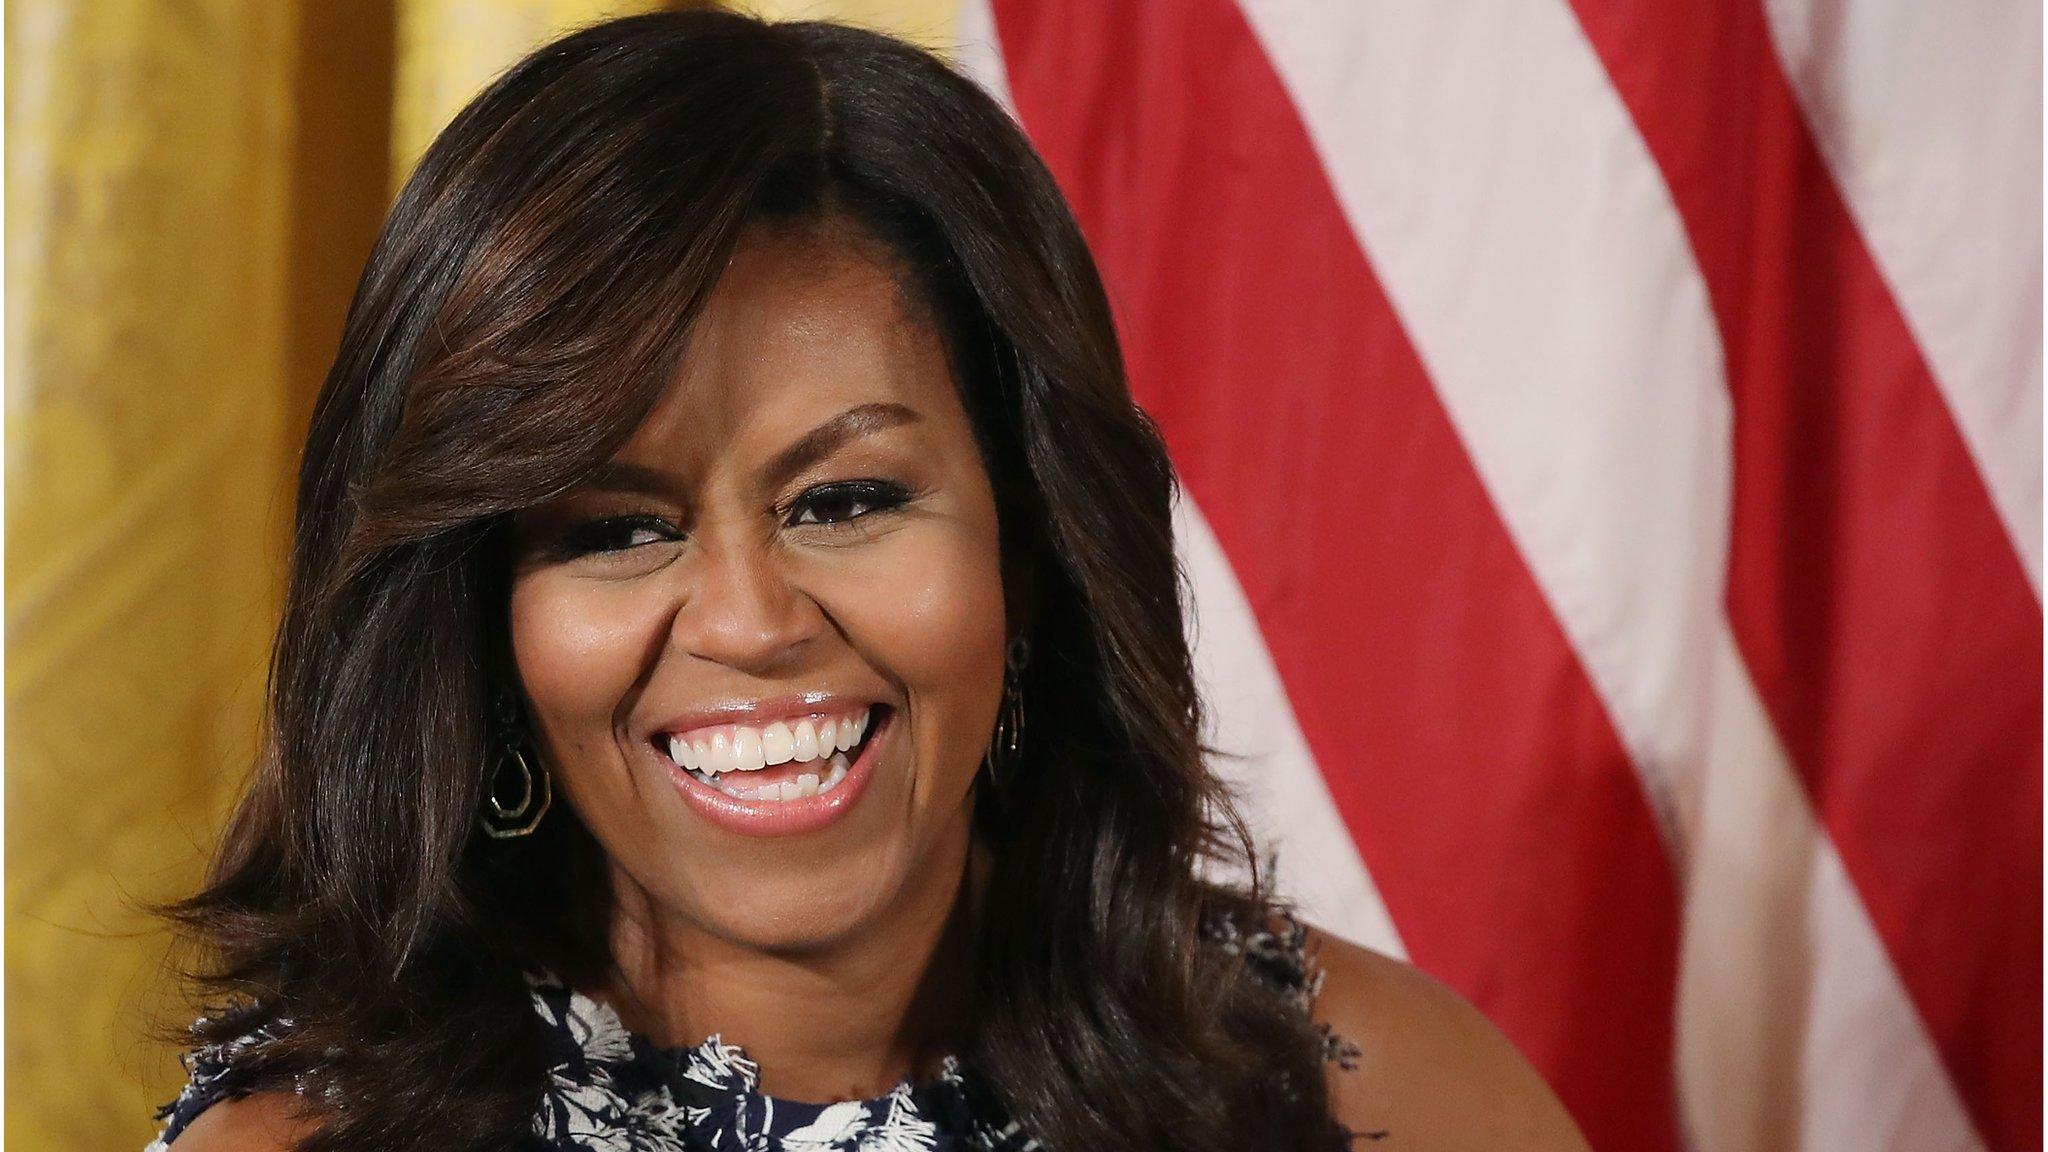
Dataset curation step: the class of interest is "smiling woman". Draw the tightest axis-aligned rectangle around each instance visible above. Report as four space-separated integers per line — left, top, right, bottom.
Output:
503 223 1017 975
143 9 1584 1152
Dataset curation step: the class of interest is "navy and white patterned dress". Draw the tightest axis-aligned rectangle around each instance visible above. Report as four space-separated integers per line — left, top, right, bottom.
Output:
146 908 1359 1150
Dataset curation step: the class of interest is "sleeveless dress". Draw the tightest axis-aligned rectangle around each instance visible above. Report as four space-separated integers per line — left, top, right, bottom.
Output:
144 907 1362 1150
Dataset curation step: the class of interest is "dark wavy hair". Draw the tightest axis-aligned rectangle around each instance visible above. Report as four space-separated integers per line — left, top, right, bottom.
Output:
156 10 1348 1151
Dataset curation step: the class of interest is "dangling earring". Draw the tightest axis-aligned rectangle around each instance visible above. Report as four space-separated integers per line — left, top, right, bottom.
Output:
982 635 1030 789
480 687 551 839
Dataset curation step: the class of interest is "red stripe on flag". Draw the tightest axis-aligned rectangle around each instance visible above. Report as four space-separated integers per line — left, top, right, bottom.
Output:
1564 3 2045 1148
988 3 1683 1147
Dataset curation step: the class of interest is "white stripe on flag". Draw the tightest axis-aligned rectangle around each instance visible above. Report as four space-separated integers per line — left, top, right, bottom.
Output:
951 0 1016 121
1761 0 2044 592
1679 631 1987 1152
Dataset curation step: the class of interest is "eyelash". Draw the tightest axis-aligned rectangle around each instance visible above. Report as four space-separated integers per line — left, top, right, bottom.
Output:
558 481 913 557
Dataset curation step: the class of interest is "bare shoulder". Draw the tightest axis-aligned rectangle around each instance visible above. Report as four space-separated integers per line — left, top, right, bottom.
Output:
1301 922 1591 1151
164 1091 320 1152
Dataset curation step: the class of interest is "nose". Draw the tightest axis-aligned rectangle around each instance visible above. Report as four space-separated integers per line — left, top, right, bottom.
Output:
664 520 824 673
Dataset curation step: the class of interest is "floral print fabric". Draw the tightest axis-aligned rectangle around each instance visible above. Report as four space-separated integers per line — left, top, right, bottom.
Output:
520 972 1037 1151
146 906 1349 1151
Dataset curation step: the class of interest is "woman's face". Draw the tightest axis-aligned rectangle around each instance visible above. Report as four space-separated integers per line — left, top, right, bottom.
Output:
507 223 1015 951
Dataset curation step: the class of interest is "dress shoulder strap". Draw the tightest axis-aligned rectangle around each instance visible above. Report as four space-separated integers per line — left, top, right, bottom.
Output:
1198 902 1364 1071
143 1001 306 1150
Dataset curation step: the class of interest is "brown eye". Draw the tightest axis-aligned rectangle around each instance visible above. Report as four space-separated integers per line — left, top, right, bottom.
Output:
786 481 911 528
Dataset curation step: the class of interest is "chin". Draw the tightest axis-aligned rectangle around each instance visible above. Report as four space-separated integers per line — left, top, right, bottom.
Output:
667 862 905 955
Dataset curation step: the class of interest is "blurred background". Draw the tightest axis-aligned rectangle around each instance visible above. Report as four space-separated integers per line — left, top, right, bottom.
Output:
6 1 2039 1150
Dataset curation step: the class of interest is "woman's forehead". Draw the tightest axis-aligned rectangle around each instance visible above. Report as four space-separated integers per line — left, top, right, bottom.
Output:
617 226 960 466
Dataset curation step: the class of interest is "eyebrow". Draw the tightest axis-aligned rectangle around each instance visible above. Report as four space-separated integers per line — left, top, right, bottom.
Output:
759 401 923 490
575 401 924 497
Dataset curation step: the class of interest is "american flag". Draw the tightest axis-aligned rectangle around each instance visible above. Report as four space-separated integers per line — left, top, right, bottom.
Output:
945 2 2042 1150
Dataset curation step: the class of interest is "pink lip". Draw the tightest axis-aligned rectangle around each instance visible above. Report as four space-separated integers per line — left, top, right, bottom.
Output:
662 705 894 837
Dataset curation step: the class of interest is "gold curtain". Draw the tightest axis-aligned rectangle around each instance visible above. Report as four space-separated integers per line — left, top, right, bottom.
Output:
6 3 297 1148
5 0 962 1147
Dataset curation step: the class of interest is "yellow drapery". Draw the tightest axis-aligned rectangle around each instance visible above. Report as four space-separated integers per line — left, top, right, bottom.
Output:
5 1 959 1146
7 4 297 1146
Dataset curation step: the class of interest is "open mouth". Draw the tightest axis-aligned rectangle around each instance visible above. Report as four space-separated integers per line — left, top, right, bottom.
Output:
657 704 891 804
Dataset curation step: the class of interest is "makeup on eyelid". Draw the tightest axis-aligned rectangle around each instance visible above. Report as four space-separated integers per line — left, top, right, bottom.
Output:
543 478 919 560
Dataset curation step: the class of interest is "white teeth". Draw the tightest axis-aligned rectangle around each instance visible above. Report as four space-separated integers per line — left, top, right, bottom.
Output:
732 726 766 772
685 750 853 802
791 718 820 762
665 706 874 776
762 721 794 765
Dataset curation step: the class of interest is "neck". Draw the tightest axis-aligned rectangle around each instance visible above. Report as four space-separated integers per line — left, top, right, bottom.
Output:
594 805 991 1104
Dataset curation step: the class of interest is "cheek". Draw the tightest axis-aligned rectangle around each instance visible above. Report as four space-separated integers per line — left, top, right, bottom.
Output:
823 522 1009 783
508 575 663 759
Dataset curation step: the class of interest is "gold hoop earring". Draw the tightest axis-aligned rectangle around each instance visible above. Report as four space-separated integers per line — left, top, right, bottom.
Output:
480 692 551 839
983 635 1030 789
